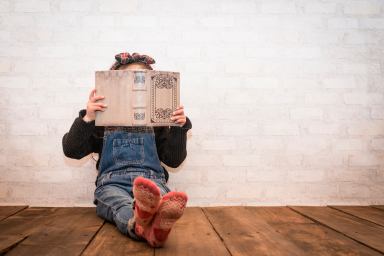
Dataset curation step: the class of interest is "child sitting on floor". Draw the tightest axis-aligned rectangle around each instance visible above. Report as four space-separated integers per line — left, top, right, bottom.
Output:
62 52 192 247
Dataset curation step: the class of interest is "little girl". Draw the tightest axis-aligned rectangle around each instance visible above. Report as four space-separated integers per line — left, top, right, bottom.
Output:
62 52 192 247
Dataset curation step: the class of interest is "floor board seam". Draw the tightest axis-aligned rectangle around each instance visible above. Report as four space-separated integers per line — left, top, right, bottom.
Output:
201 208 233 256
328 206 384 228
79 220 107 256
287 206 384 256
0 206 29 222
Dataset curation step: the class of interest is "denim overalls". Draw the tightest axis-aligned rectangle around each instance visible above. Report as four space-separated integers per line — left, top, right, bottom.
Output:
93 126 171 240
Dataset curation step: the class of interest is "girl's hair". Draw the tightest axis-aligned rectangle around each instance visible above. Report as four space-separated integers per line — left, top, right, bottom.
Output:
110 52 155 70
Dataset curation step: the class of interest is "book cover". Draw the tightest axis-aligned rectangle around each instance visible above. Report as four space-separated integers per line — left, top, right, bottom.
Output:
95 69 180 127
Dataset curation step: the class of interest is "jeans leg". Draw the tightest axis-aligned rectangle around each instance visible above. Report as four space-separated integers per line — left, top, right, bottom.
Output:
152 179 172 196
94 184 144 241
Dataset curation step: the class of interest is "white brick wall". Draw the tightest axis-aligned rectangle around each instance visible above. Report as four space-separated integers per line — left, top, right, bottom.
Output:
1 0 383 206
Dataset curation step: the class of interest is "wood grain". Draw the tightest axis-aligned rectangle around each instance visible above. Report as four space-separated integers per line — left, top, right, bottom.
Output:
156 207 230 256
0 207 104 256
83 222 153 256
0 205 28 221
247 206 382 256
330 206 384 227
290 206 384 254
203 206 307 256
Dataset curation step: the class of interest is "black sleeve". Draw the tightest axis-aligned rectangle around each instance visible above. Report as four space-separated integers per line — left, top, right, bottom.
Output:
62 109 97 159
155 117 192 168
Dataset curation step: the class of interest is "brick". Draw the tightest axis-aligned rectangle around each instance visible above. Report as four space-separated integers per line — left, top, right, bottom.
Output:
0 0 11 12
301 31 341 44
8 121 48 136
14 0 50 12
203 167 246 183
99 0 138 13
166 45 201 59
338 182 371 198
371 107 384 119
371 138 384 150
359 18 384 29
261 1 297 14
219 1 258 13
343 31 381 45
339 62 381 75
328 18 359 29
344 1 382 15
307 122 341 135
222 153 258 167
39 106 75 120
262 122 300 136
184 153 222 167
283 78 320 90
34 171 72 183
327 107 370 120
286 137 330 154
201 137 237 151
333 139 365 151
347 121 384 135
0 60 11 72
258 91 297 105
251 136 285 151
226 182 266 199
305 2 337 14
59 0 93 12
322 77 356 89
290 108 324 120
217 123 258 136
223 89 258 105
302 154 344 168
349 153 382 166
344 92 384 105
305 92 341 105
243 77 279 89
81 15 115 27
200 16 234 27
289 169 326 182
0 76 30 88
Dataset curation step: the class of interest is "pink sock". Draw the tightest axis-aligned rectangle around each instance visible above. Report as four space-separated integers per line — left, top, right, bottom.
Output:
132 177 161 228
143 191 188 247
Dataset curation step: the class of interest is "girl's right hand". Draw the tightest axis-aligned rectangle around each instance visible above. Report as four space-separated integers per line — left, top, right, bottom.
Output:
83 88 107 122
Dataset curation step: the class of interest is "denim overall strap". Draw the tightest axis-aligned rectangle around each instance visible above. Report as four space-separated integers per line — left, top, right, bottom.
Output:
98 126 164 177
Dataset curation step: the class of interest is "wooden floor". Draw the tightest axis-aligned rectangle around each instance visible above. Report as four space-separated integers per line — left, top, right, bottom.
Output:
0 206 384 255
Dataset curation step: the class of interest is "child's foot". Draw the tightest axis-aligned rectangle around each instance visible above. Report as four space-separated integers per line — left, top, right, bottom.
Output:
132 176 161 227
144 191 188 247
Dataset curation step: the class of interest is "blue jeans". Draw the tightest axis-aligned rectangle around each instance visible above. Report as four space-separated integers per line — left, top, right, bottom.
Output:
93 127 171 240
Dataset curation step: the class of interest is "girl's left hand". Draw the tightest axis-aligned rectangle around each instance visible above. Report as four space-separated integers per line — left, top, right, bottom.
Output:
171 105 186 126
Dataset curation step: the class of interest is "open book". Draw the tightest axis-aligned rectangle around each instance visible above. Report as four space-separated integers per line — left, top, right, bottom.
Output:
95 69 180 126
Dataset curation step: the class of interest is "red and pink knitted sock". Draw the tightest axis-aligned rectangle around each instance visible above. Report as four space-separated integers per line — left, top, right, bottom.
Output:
141 191 188 247
132 177 161 228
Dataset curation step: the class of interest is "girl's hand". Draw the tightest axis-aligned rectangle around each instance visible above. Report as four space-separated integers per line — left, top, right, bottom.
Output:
83 88 107 122
171 105 186 126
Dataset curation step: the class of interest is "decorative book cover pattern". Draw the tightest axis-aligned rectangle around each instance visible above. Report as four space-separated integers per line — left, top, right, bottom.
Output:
95 70 180 126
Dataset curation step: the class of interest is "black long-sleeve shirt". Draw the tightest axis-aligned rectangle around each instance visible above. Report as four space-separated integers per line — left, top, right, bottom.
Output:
62 109 192 182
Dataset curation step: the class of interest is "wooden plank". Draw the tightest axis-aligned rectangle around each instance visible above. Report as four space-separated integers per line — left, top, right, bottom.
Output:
330 206 384 227
0 206 28 221
0 207 104 256
203 206 308 256
290 206 384 254
372 205 384 211
82 222 153 256
156 207 230 256
0 207 56 253
0 235 28 255
247 207 382 256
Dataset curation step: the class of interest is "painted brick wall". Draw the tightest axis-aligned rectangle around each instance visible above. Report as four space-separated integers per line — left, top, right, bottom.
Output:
0 0 383 206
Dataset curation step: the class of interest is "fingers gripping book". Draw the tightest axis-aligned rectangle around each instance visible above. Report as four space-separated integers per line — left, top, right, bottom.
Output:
95 70 180 127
